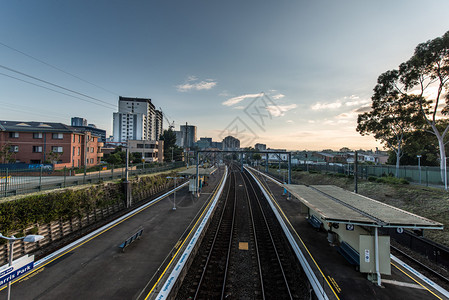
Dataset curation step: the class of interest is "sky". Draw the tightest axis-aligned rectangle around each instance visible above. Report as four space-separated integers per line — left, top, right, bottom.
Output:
1 1 449 151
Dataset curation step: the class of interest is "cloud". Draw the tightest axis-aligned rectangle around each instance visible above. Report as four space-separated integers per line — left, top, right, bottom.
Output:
286 120 294 124
266 104 297 117
272 93 285 100
354 105 371 113
222 93 262 106
311 95 370 111
311 101 342 110
177 77 217 92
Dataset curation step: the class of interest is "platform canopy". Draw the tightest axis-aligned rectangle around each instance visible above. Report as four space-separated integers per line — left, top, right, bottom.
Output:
178 167 216 177
284 184 443 229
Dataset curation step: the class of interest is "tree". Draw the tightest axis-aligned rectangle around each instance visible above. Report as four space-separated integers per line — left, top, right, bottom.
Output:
372 31 449 186
253 153 262 166
159 129 183 162
400 31 449 186
45 150 63 164
357 92 423 177
0 143 14 164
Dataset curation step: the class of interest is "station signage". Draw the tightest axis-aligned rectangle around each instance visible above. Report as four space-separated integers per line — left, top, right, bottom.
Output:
0 255 34 287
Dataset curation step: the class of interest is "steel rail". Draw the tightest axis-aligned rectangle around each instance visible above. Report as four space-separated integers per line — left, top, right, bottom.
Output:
242 169 293 299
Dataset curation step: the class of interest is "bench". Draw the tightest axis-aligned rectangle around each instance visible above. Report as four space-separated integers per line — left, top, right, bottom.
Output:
307 214 323 230
337 241 360 269
119 229 143 252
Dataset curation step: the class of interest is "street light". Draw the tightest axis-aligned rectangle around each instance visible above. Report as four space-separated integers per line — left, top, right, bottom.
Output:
0 233 44 300
417 155 422 184
166 176 184 210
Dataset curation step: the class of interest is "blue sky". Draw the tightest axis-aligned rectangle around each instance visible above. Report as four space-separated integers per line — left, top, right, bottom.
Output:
1 1 449 150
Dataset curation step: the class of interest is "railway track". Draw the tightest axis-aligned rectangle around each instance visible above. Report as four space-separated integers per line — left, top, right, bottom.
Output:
176 164 308 299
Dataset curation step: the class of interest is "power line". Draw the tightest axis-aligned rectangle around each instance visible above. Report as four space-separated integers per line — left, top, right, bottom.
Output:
0 100 72 120
1 106 68 122
0 65 117 109
0 72 116 110
0 41 119 96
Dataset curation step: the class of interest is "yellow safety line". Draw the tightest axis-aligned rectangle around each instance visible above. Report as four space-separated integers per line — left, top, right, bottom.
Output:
391 262 443 300
144 169 227 299
249 168 341 300
0 183 186 291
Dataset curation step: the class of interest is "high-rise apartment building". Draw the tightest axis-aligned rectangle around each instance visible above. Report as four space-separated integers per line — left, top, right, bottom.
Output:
112 97 163 143
177 124 197 148
222 136 240 150
71 117 87 127
155 110 163 140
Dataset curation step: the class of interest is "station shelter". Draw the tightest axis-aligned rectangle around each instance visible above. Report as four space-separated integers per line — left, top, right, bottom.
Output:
283 184 443 285
178 167 216 194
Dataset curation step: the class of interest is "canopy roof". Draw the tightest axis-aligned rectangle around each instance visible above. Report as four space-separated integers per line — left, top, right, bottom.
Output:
284 184 443 229
178 167 216 176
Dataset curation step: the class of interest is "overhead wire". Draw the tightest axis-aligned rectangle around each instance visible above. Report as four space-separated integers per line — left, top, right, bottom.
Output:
0 41 119 96
0 72 116 110
0 65 117 109
0 100 72 121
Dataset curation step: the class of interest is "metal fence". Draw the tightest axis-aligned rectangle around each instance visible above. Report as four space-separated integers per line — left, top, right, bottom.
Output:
0 162 185 198
275 162 448 187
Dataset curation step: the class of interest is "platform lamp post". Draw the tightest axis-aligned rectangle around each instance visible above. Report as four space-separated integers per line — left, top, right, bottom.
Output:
417 155 422 184
166 176 184 210
0 234 44 300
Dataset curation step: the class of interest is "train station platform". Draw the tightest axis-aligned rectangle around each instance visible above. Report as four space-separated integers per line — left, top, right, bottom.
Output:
0 166 227 300
247 167 449 300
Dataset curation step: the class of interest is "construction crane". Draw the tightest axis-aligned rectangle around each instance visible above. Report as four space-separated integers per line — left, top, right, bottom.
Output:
159 107 175 130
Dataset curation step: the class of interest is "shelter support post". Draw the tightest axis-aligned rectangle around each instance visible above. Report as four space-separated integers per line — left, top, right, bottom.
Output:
375 227 381 286
288 153 292 199
196 152 199 197
265 153 269 173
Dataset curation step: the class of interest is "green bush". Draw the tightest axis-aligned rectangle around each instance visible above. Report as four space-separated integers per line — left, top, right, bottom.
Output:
0 173 172 235
376 176 409 185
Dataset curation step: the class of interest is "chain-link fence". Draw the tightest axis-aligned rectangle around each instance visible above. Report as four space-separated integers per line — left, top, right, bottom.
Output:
0 162 185 198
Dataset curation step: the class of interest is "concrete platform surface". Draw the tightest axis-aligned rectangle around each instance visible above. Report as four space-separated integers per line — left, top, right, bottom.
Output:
0 167 225 300
253 169 449 300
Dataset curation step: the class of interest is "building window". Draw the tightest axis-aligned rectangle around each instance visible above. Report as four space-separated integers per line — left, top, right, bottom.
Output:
91 147 94 153
73 135 75 142
51 146 63 153
33 146 43 153
137 144 144 148
52 133 63 139
10 145 19 153
73 146 75 156
9 132 19 138
90 158 94 164
78 147 80 155
33 132 43 139
30 160 41 164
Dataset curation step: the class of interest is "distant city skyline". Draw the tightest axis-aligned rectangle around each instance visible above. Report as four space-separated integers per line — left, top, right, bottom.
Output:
1 1 449 150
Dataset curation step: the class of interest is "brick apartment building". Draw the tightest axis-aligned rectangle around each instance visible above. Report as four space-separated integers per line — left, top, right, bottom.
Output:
0 121 104 169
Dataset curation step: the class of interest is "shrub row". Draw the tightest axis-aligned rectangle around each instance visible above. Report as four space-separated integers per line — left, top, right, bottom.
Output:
0 173 175 235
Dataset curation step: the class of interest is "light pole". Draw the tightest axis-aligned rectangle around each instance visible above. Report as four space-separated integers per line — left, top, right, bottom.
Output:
166 176 184 210
0 234 44 300
417 155 422 184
